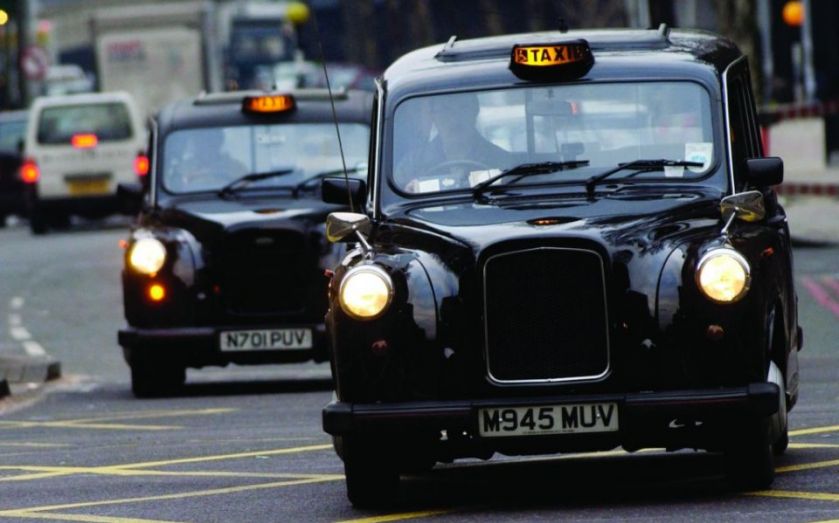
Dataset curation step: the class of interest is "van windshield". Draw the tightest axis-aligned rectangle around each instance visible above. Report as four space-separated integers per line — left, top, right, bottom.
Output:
37 103 133 145
390 81 718 196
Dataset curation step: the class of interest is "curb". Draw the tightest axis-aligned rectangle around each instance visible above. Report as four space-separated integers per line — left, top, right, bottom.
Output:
0 354 62 389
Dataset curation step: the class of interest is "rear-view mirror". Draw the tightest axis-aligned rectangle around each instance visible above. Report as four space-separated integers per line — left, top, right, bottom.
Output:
326 212 372 243
746 157 783 187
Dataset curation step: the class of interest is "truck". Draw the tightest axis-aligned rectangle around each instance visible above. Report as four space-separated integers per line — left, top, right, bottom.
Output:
92 0 301 119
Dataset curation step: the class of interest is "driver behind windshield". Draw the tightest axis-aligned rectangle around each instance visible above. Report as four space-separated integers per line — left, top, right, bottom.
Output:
394 93 511 193
167 129 248 192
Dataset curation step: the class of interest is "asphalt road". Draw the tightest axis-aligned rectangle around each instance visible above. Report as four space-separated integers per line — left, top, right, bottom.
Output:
0 223 836 523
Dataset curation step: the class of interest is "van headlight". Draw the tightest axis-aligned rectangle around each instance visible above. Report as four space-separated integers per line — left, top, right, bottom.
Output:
129 237 167 275
339 265 394 320
696 248 750 303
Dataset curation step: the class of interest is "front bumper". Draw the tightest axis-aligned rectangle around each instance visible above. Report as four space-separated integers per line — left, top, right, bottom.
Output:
323 383 779 452
118 324 328 367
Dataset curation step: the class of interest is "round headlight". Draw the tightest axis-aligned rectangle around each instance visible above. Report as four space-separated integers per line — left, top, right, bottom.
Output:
696 248 750 303
339 265 393 320
129 237 167 275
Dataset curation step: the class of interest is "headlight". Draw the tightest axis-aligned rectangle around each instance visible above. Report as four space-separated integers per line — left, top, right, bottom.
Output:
129 237 167 275
696 248 750 303
339 265 394 320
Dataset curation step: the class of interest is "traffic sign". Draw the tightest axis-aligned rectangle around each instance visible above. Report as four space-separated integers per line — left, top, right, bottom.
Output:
21 45 49 81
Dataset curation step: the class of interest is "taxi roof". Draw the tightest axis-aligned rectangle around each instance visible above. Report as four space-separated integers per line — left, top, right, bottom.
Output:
155 88 373 134
383 26 741 98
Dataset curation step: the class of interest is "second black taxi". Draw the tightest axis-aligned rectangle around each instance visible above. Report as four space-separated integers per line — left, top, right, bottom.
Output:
118 89 371 397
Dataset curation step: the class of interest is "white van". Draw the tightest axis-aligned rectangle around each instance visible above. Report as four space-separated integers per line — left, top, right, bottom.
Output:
22 91 147 234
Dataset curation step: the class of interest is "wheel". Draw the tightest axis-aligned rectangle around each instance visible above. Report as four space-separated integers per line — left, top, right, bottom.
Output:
773 429 790 456
130 362 186 398
724 418 775 490
342 436 399 508
29 209 47 235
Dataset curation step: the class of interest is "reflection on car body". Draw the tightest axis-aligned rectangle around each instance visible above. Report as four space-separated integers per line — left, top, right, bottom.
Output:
118 89 372 397
320 27 801 507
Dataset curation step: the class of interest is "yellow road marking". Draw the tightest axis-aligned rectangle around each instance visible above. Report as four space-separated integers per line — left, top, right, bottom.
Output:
0 443 333 483
0 511 184 523
0 421 179 431
110 443 333 470
789 443 839 449
0 408 237 432
776 458 839 474
748 489 839 503
0 476 344 514
0 464 339 482
337 510 451 523
0 442 68 448
790 425 839 437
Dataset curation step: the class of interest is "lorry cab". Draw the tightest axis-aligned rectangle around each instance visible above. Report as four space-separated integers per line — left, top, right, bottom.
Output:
320 26 800 507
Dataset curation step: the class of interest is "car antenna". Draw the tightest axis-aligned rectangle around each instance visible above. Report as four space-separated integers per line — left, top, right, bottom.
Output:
312 11 355 213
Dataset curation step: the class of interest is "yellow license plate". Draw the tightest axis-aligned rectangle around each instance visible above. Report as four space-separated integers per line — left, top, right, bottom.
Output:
67 179 110 195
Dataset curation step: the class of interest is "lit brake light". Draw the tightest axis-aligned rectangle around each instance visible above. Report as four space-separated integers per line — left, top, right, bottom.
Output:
20 159 40 184
134 153 150 177
71 133 98 149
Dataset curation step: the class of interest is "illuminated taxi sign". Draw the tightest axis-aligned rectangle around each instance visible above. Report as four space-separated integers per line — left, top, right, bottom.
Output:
510 40 594 81
242 94 296 114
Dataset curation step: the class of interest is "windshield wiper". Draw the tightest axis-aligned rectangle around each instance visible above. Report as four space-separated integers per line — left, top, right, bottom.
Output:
291 165 366 198
218 169 295 198
471 160 590 197
584 159 704 197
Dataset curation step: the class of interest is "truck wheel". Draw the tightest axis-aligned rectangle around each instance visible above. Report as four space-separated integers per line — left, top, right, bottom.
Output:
724 418 775 490
131 362 185 398
342 436 399 508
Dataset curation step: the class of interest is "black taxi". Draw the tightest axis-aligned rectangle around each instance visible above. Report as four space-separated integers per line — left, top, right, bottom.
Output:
319 27 801 506
118 89 372 397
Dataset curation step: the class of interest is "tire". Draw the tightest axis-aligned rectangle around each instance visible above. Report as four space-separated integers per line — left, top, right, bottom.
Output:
130 362 186 398
724 418 775 490
342 436 399 509
773 429 789 456
29 209 47 235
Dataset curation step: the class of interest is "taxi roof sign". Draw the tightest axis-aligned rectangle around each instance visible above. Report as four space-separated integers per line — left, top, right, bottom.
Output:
242 94 296 114
510 39 594 81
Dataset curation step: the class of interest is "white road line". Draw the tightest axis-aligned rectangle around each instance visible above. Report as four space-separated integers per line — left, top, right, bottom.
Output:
8 314 21 326
22 341 46 357
9 297 24 310
9 327 31 341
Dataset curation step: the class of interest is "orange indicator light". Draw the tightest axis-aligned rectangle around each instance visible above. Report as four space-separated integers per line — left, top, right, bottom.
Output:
134 154 150 177
20 159 40 184
71 133 99 149
148 283 166 302
242 95 295 114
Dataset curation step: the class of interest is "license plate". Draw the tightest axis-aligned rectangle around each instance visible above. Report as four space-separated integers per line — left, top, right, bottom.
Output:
478 402 619 438
219 328 312 351
67 179 110 195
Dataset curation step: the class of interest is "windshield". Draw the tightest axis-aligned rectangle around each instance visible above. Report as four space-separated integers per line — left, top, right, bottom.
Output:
390 82 717 196
162 123 369 194
37 103 133 145
0 119 25 153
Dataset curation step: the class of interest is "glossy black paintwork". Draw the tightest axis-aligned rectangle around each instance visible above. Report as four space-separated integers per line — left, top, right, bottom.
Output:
324 29 800 455
121 90 372 368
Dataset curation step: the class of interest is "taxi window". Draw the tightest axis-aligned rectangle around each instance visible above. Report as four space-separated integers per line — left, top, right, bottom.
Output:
162 123 369 194
391 82 717 195
37 103 133 145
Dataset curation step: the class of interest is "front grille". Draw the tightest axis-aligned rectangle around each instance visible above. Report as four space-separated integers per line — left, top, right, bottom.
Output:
483 247 610 383
219 230 310 315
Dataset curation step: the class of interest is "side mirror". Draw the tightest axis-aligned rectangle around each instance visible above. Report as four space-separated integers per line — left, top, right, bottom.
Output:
326 212 372 243
322 176 366 207
720 190 766 223
746 157 783 187
117 182 144 215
